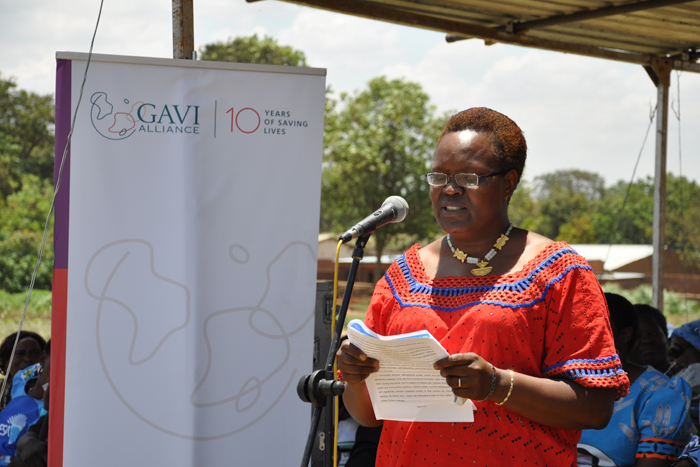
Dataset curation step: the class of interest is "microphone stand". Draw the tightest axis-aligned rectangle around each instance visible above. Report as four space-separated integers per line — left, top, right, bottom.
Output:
297 234 371 467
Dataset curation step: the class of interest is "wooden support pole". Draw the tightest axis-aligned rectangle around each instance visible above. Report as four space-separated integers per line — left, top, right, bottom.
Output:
650 57 672 311
173 0 194 60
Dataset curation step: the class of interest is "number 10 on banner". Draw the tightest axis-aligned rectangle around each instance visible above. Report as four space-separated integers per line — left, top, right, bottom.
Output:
226 107 261 134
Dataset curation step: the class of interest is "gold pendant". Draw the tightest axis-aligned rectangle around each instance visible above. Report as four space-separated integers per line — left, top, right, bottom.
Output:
493 234 509 251
453 248 467 263
471 261 493 276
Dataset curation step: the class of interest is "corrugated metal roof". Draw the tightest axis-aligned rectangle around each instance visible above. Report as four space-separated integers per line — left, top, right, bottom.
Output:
271 0 700 72
570 244 654 270
337 254 402 264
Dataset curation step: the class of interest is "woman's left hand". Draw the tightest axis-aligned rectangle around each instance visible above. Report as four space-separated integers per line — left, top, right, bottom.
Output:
434 353 495 401
437 353 616 430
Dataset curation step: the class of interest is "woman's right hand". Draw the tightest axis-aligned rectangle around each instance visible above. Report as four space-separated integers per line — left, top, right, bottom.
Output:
336 340 379 385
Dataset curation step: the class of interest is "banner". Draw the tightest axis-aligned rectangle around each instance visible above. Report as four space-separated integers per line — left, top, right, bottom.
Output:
52 53 326 466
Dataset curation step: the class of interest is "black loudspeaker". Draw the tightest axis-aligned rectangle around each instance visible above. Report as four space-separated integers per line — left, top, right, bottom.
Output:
311 281 337 467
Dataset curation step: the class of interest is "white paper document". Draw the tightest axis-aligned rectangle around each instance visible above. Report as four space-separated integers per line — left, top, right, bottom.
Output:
346 320 476 422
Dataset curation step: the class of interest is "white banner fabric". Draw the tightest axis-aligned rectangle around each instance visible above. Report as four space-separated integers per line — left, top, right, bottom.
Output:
56 53 325 466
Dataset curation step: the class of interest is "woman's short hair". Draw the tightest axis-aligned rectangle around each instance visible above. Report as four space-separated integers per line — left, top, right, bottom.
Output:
605 293 639 347
0 331 47 376
440 107 527 184
633 304 668 340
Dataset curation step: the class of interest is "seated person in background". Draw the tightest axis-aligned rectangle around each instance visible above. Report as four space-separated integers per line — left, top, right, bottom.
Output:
669 321 700 467
629 304 672 374
578 293 694 467
336 336 381 467
338 393 382 467
669 320 700 430
670 320 700 371
11 341 50 467
0 361 46 466
0 333 46 411
345 424 381 467
629 305 700 431
636 304 669 337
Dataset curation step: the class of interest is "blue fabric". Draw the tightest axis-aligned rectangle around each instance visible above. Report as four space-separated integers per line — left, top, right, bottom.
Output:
10 363 41 400
675 435 700 466
0 395 43 465
578 368 694 467
672 319 700 353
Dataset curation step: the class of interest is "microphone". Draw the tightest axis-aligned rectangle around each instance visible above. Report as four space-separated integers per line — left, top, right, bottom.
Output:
339 196 409 243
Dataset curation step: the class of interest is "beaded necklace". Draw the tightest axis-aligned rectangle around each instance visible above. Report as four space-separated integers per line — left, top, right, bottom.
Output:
446 223 514 276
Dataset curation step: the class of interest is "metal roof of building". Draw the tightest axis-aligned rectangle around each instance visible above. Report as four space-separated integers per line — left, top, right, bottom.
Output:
570 243 654 270
271 0 700 73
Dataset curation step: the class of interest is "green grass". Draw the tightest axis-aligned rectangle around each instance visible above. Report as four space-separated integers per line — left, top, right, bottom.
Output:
0 289 51 340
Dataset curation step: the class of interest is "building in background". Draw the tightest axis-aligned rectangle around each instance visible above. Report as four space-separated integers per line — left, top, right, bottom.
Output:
569 245 698 298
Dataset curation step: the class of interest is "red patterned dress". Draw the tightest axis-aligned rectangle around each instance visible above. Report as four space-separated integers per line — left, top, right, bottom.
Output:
363 241 629 467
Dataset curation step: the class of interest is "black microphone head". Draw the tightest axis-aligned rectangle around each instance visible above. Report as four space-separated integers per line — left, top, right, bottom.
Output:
382 196 409 223
338 195 409 244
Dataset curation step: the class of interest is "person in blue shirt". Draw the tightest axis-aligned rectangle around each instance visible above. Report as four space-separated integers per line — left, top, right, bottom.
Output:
578 293 694 467
0 363 45 466
0 332 46 411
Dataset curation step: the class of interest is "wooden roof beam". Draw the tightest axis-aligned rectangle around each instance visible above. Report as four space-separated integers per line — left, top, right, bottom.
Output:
674 59 700 72
669 49 700 61
271 0 699 72
507 0 699 33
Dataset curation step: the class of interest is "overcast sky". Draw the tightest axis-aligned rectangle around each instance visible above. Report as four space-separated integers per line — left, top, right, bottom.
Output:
1 0 698 186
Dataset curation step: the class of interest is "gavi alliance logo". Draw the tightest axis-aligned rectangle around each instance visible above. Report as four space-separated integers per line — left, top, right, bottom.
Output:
90 91 200 140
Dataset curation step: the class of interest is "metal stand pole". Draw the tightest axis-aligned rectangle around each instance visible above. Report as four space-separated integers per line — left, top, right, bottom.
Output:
297 234 371 467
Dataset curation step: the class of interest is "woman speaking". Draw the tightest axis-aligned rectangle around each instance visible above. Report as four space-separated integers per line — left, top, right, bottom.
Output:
337 108 629 466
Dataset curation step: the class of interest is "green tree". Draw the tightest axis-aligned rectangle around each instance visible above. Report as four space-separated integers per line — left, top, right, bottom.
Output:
200 34 307 66
0 76 55 293
595 174 700 269
0 231 53 293
530 170 606 242
0 75 55 200
591 177 654 245
526 171 700 269
0 175 54 232
322 77 446 279
665 174 700 270
0 175 54 292
558 217 598 243
508 179 538 232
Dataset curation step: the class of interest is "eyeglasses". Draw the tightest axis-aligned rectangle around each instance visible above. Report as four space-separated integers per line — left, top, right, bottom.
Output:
426 169 510 188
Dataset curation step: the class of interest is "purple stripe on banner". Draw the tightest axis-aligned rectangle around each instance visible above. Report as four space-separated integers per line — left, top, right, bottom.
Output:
54 60 72 270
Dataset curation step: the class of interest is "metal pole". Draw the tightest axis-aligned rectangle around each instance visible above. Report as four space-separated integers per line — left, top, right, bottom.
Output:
298 235 370 467
172 0 194 59
650 57 672 311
